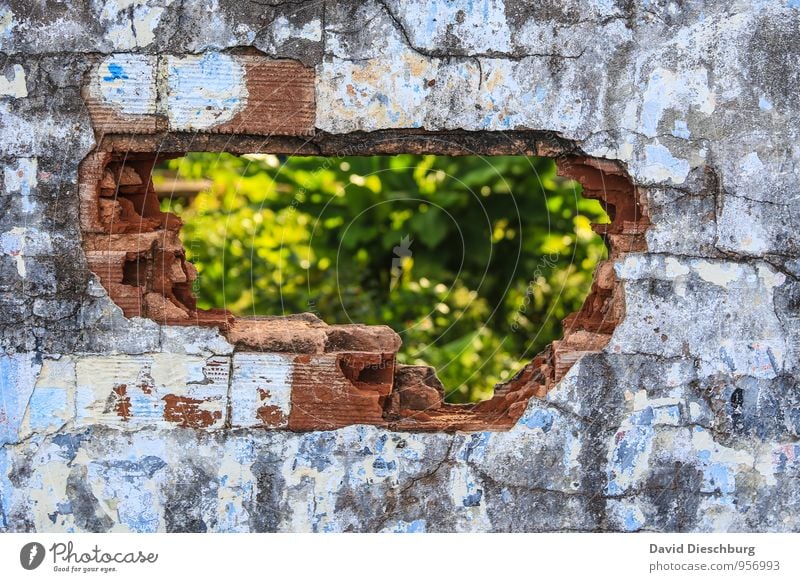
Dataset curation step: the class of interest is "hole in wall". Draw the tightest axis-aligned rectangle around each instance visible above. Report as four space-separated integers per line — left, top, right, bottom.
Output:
79 138 648 431
151 153 608 405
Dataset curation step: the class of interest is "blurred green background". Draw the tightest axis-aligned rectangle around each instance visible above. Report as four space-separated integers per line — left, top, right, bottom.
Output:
154 153 608 403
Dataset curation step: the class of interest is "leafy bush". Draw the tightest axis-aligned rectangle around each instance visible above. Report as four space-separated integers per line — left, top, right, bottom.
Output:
155 153 608 402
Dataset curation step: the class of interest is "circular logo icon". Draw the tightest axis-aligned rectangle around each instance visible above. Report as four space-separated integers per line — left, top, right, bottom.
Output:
20 542 46 570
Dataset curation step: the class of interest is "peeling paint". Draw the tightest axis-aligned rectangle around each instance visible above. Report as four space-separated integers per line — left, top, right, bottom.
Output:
271 17 322 44
638 67 715 138
94 54 156 116
230 353 292 428
2 0 800 534
166 53 248 130
98 0 173 50
1 227 52 278
3 157 37 213
0 63 27 98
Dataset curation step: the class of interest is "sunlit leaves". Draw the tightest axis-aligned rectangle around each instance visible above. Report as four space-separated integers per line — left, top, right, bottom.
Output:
157 153 608 403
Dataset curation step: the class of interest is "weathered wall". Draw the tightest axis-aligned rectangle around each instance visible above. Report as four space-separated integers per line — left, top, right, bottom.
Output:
1 0 800 532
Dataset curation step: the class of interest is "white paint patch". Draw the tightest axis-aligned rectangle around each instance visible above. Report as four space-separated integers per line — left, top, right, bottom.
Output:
94 54 157 116
390 0 513 53
0 227 52 278
632 390 682 413
672 119 690 139
664 257 691 278
280 433 349 532
638 143 691 184
160 325 234 355
166 53 248 130
694 260 741 287
717 197 770 255
19 357 76 439
75 354 228 429
447 464 491 531
691 427 754 469
230 353 293 428
99 0 172 49
606 499 646 531
739 151 764 178
0 64 27 98
271 17 322 44
756 263 786 291
317 52 437 132
26 446 75 532
638 67 715 137
216 439 257 532
0 7 13 43
3 157 37 213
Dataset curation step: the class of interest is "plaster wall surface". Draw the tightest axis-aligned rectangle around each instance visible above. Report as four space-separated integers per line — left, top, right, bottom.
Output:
1 0 799 532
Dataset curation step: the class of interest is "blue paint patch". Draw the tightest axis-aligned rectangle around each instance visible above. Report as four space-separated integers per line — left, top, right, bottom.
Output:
463 489 483 507
375 433 388 454
387 519 426 533
640 80 664 136
52 431 89 461
520 408 554 432
371 456 397 478
102 456 166 480
0 449 10 529
631 406 655 426
118 489 160 533
0 354 38 445
719 346 737 371
606 425 654 495
232 438 256 465
671 120 691 139
704 463 734 494
27 388 67 431
296 433 336 472
47 501 74 527
660 405 681 424
642 143 690 182
613 427 652 471
773 445 800 473
103 62 128 82
129 392 157 417
621 506 643 532
166 52 246 129
460 432 491 462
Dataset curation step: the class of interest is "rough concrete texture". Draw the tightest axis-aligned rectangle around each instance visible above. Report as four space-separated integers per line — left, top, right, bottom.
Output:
1 0 800 532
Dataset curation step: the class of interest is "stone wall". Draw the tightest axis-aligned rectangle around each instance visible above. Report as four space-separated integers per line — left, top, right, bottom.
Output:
1 0 799 532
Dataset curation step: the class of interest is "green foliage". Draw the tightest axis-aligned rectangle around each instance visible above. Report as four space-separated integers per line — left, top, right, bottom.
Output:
155 153 608 403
